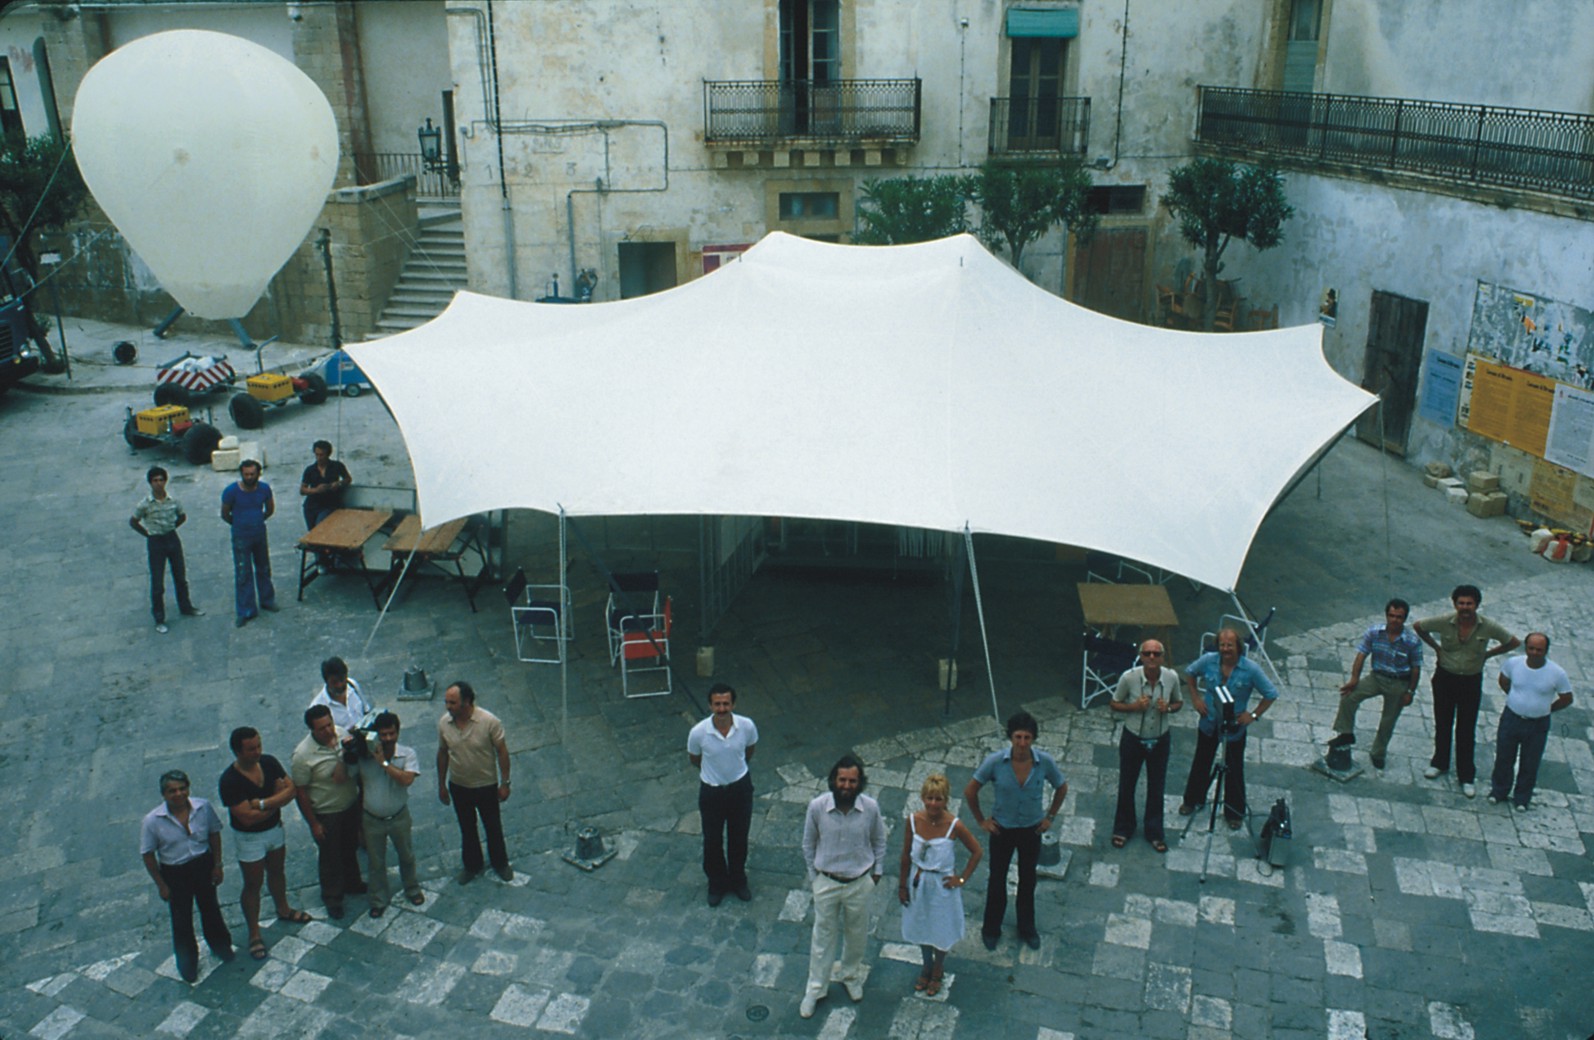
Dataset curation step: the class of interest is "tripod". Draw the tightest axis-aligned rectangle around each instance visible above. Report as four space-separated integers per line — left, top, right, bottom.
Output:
1181 723 1248 883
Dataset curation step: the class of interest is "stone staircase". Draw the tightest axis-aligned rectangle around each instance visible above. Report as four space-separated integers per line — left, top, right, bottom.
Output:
374 208 467 334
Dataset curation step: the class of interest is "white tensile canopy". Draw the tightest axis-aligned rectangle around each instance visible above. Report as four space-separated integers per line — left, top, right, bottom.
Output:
347 232 1375 595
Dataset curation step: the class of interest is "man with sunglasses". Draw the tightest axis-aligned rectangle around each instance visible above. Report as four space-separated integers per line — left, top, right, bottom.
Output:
1109 640 1183 852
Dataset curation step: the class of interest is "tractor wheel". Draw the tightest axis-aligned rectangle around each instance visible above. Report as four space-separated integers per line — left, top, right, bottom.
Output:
182 421 222 465
153 382 191 408
342 382 362 398
123 416 158 450
230 392 266 429
299 371 329 405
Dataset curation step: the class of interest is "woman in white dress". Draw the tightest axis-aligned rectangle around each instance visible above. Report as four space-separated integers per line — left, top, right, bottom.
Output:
898 773 983 995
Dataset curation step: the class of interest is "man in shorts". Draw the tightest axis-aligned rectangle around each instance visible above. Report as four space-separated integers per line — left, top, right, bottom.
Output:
219 727 311 958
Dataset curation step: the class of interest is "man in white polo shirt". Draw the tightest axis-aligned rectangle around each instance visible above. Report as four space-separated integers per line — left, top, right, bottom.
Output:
1489 632 1573 811
687 683 759 906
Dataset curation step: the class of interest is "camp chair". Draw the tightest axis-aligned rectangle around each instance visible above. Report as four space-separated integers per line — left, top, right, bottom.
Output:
605 570 662 665
617 596 673 698
1201 607 1276 657
1086 552 1155 584
1081 631 1138 709
504 567 572 664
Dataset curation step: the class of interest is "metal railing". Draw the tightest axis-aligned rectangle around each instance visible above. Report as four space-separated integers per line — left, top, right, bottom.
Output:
704 78 921 145
988 96 1091 157
1197 86 1594 200
353 152 461 198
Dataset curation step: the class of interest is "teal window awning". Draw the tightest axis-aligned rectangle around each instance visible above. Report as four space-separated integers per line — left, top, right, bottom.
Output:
1006 7 1079 38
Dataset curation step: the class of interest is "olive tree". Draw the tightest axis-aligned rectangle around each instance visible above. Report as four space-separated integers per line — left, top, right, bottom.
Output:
854 175 970 245
1161 158 1293 331
967 158 1097 272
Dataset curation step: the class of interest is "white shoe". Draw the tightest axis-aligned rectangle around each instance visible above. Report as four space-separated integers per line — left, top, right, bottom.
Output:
1422 766 1442 780
1461 783 1476 798
843 981 865 1002
799 994 821 1019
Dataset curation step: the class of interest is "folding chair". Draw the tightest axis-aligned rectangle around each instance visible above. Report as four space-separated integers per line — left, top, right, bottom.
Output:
605 570 661 665
617 596 673 698
503 567 572 664
1085 552 1155 584
1081 631 1139 709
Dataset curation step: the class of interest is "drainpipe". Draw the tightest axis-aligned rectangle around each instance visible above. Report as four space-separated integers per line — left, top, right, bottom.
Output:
485 0 517 298
563 120 669 298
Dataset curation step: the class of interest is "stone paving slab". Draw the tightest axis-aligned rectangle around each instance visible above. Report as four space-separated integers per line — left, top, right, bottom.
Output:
2 320 1592 1038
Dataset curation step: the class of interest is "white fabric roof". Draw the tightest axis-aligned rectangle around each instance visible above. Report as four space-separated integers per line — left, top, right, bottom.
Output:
348 232 1374 592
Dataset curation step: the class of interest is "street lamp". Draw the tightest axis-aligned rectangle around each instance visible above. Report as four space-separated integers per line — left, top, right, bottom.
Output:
417 117 444 172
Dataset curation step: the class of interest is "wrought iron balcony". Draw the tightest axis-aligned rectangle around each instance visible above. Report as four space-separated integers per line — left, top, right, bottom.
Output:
988 97 1091 158
1197 86 1594 201
703 79 921 146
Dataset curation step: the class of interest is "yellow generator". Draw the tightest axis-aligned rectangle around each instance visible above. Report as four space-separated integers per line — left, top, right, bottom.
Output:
246 372 295 402
123 403 222 464
229 368 330 428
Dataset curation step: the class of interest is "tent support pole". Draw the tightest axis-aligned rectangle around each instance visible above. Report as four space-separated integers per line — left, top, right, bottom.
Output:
1377 397 1393 594
963 526 1002 731
1226 591 1282 687
558 506 570 828
361 542 422 658
942 533 967 717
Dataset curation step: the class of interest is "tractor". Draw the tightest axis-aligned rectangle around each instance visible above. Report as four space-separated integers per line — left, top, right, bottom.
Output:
122 402 223 465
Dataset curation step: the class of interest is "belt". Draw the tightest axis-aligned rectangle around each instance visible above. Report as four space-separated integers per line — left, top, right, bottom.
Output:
1503 706 1550 722
701 773 751 789
820 869 868 884
364 805 409 822
1372 670 1412 679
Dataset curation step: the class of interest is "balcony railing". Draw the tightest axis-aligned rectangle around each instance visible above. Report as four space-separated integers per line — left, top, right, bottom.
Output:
988 96 1091 158
353 152 461 198
1197 86 1594 201
704 79 921 145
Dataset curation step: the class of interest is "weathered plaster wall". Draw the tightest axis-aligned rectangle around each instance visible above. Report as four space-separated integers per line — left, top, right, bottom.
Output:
1321 0 1594 110
0 10 56 139
357 0 450 155
1227 171 1594 473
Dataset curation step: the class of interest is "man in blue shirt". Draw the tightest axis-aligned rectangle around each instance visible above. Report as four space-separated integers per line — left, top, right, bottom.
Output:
1327 598 1423 770
1179 628 1278 828
220 459 278 627
964 711 1068 951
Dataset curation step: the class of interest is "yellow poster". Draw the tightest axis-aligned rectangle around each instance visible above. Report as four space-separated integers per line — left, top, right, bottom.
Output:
1529 460 1580 523
1462 357 1555 457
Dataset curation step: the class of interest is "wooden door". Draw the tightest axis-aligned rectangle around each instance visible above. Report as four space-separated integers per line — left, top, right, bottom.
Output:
1355 290 1428 455
1070 227 1147 323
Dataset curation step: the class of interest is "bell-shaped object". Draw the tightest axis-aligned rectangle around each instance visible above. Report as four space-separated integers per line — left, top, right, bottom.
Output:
398 666 434 701
562 824 617 871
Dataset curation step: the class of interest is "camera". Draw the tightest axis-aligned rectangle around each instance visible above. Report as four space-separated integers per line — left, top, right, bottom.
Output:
1212 685 1239 736
341 708 385 763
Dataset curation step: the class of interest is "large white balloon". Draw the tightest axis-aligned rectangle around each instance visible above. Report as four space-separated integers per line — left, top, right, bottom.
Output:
73 30 339 319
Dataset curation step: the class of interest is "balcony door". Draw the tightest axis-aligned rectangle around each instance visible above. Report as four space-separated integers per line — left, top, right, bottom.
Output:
1008 38 1068 151
779 0 840 135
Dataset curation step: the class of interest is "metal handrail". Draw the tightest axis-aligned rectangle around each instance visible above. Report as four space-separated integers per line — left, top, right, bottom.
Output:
1196 86 1594 200
704 78 921 144
353 152 462 198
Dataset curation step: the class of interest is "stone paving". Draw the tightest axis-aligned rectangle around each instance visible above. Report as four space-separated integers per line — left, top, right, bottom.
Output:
1 321 1591 1039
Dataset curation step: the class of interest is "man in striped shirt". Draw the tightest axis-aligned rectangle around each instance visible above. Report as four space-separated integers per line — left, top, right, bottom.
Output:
1327 598 1423 771
129 466 204 634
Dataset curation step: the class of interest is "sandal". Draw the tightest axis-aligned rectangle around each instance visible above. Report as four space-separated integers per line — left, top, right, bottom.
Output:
1177 803 1198 816
925 967 943 997
249 937 268 961
1227 817 1243 831
277 908 312 924
914 972 930 992
407 893 426 906
1110 835 1128 849
1150 840 1168 854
